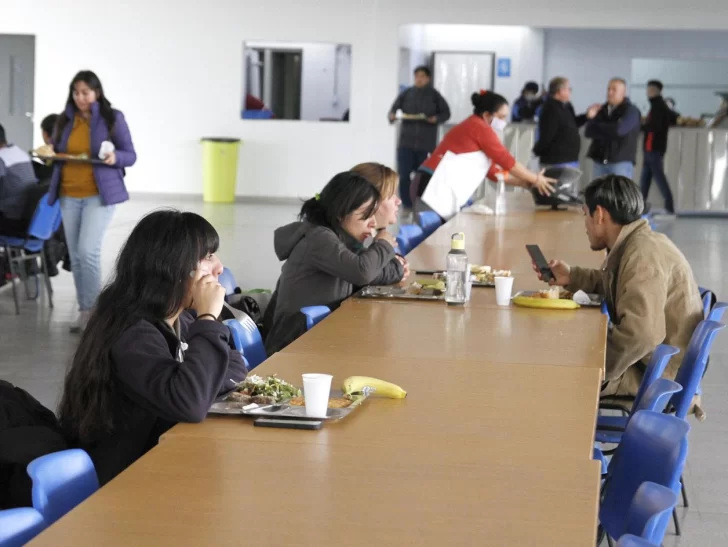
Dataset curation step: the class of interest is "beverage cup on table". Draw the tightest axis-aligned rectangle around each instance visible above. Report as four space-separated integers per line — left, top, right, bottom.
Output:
302 373 333 418
494 276 514 306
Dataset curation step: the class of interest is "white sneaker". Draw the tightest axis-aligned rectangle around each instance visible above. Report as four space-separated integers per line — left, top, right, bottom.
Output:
70 310 91 333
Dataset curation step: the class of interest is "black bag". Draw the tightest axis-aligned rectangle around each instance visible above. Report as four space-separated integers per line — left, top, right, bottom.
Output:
219 297 263 328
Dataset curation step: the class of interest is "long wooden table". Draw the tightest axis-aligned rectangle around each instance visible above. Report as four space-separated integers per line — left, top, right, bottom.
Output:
30 210 608 546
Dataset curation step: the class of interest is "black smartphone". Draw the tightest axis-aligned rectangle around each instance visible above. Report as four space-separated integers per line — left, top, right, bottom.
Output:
526 244 554 282
254 418 322 430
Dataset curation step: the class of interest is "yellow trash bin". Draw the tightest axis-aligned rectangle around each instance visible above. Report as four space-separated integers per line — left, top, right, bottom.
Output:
201 137 241 203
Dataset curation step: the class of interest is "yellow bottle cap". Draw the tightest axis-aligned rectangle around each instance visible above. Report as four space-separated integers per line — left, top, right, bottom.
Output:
451 232 465 250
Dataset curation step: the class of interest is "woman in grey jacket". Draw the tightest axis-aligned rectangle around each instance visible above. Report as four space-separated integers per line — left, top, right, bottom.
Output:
264 172 400 355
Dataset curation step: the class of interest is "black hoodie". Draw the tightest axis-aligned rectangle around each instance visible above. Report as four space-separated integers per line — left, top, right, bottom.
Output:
643 96 679 155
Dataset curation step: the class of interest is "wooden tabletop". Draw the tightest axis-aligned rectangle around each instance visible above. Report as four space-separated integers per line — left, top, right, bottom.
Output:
30 436 601 547
30 209 607 546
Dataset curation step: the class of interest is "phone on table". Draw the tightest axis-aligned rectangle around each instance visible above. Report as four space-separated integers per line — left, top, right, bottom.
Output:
526 244 554 283
254 418 322 430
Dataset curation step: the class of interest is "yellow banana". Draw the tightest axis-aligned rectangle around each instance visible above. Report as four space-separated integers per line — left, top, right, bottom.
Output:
342 376 407 399
512 296 580 310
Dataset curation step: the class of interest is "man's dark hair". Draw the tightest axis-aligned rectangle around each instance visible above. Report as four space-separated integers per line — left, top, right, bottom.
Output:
647 80 664 92
523 81 539 94
583 175 644 225
41 114 59 138
0 123 6 145
414 65 431 78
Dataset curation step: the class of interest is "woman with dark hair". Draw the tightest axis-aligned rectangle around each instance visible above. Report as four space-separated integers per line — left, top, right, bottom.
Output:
49 70 137 332
412 91 554 217
264 171 398 354
58 210 247 485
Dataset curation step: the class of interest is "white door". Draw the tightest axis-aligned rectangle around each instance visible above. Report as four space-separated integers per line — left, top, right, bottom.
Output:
0 34 35 151
433 52 494 126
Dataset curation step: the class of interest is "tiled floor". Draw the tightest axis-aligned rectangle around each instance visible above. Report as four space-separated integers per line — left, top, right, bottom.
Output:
1 199 726 545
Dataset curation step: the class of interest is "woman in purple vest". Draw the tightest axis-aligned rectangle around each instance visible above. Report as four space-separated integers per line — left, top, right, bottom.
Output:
49 71 136 332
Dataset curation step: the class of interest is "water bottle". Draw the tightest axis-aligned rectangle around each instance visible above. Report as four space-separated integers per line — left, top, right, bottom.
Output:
445 232 469 306
494 174 506 216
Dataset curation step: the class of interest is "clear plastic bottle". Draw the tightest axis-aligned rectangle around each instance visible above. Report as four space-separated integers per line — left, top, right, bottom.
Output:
494 174 507 216
445 232 468 306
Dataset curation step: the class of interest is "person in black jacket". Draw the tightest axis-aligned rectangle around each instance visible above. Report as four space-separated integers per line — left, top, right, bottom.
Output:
512 81 543 123
585 78 642 179
640 80 679 214
534 77 598 167
58 210 247 485
388 66 450 211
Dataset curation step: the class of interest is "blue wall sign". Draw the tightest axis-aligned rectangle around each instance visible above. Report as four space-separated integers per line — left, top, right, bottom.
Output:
497 58 511 78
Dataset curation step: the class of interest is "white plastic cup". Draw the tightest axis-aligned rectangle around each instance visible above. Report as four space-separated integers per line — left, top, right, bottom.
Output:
495 276 514 306
302 374 333 418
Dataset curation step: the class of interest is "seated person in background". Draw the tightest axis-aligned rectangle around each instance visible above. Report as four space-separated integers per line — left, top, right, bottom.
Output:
0 123 38 236
264 172 399 355
58 210 247 485
351 162 410 283
534 175 703 402
32 114 59 181
512 81 543 123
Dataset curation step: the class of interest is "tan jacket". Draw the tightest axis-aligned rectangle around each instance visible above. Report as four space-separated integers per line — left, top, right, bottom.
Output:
568 219 703 399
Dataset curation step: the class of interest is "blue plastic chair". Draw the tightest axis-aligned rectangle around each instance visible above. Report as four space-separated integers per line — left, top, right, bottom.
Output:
223 317 267 370
599 411 690 546
417 211 442 236
596 378 682 445
0 192 62 314
396 235 410 256
300 306 331 330
622 482 678 545
242 109 274 120
708 301 727 322
0 507 46 547
593 446 608 476
616 535 659 547
26 449 99 525
218 267 238 298
668 320 726 419
399 224 425 249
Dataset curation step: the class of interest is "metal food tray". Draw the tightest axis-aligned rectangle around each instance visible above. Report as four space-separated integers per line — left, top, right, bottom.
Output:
33 153 106 165
356 285 444 301
209 391 365 422
417 270 495 288
513 291 602 307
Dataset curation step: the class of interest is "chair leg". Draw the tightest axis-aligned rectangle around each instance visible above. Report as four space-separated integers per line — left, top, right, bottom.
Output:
5 244 21 314
23 255 40 301
40 251 54 309
606 534 614 547
681 475 689 507
673 507 682 536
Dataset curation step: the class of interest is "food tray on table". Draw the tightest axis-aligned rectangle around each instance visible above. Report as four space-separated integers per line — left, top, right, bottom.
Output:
210 392 366 422
208 374 300 416
416 265 512 288
513 289 602 308
356 282 445 301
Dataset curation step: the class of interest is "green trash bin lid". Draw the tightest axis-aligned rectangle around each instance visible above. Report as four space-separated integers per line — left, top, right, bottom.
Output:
201 137 241 143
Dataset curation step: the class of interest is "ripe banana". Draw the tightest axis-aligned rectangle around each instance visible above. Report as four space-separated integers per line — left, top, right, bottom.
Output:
512 296 580 310
342 376 407 399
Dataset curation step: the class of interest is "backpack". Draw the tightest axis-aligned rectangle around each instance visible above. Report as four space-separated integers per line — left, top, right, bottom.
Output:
0 380 68 508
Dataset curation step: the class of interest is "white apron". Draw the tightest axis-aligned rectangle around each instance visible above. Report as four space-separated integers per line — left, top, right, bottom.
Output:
421 150 491 220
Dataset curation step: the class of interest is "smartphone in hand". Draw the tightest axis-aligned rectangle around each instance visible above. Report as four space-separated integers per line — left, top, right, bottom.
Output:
526 244 554 283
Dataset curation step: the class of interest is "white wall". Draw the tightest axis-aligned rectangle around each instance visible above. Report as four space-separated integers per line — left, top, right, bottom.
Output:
4 0 728 199
404 24 545 108
543 29 728 116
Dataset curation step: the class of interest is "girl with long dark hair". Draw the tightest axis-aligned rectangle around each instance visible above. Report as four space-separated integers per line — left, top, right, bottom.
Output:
49 70 137 332
264 171 399 354
58 210 247 485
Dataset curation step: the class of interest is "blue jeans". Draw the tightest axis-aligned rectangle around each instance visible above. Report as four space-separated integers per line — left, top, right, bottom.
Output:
60 196 116 311
640 151 674 213
592 161 634 179
397 147 430 210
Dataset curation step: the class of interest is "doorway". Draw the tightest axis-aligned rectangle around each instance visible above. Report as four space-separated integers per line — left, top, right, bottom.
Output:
0 34 36 151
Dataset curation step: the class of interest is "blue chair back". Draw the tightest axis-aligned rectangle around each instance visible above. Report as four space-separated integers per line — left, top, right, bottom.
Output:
218 267 238 297
616 535 659 547
399 224 425 248
634 379 681 414
632 345 679 410
26 193 62 241
708 301 727 322
623 482 678 543
417 211 442 236
593 446 607 475
223 317 267 370
0 507 46 547
396 235 410 256
669 320 726 418
26 449 99 525
600 411 690 543
300 306 331 330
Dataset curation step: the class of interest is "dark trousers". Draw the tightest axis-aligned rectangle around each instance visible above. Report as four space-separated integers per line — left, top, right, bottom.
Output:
397 147 429 209
640 151 675 213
